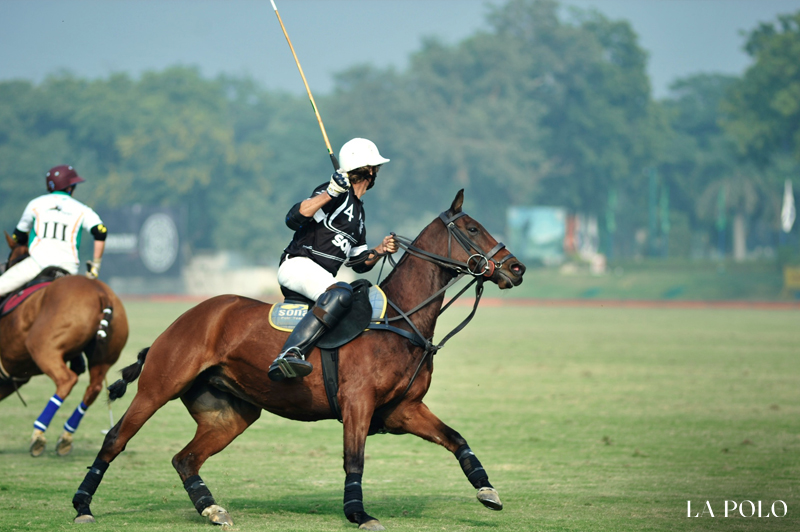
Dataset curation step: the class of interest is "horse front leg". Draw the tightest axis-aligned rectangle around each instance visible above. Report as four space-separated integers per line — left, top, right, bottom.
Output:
384 401 503 511
341 398 384 531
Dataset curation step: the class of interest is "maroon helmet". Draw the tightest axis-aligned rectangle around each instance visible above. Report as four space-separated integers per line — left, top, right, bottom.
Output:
46 165 85 192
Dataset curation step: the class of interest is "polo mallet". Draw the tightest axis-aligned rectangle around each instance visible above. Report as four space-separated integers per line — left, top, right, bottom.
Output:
101 376 114 434
270 0 339 171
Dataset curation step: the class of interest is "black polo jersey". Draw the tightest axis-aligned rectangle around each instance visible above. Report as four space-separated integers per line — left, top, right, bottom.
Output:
283 183 369 275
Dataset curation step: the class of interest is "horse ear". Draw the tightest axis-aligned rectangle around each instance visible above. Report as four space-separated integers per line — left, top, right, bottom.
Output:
450 189 464 214
4 231 15 250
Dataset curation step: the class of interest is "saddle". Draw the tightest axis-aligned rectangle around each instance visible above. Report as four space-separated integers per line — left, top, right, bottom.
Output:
0 267 71 318
268 279 387 349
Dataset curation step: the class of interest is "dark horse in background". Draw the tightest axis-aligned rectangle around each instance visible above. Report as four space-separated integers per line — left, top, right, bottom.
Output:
1 232 128 456
72 190 525 530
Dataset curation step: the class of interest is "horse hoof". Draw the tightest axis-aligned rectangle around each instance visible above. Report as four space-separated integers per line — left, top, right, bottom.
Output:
74 514 96 524
358 519 385 531
202 504 233 527
29 433 47 457
477 487 503 511
56 433 74 456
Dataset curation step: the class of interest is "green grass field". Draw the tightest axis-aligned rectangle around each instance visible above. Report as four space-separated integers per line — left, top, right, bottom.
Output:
492 262 795 301
1 299 798 531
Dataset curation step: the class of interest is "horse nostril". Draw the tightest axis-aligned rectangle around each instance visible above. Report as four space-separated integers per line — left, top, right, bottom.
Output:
510 263 525 276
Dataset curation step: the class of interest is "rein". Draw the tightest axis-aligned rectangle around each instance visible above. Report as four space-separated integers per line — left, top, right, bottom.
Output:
369 210 512 351
0 352 28 407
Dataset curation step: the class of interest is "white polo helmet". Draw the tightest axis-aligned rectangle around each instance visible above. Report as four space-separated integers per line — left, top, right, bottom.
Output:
338 138 390 173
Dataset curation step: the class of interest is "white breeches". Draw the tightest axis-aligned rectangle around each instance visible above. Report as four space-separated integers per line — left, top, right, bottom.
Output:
0 256 78 297
277 256 337 301
0 257 43 297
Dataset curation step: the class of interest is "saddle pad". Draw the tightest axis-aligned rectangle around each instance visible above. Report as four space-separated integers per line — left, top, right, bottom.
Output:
268 302 309 331
269 286 387 336
1 282 51 318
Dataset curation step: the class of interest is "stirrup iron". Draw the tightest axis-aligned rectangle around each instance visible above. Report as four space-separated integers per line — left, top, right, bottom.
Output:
275 348 304 379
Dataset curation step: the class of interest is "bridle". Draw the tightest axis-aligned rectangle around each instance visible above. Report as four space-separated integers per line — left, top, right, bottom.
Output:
346 209 517 414
409 210 516 279
371 209 513 345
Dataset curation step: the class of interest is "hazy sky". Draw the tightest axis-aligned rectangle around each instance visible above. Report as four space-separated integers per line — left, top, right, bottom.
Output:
2 0 800 99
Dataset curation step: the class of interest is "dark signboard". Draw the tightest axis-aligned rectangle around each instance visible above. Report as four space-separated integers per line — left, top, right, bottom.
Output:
94 205 185 277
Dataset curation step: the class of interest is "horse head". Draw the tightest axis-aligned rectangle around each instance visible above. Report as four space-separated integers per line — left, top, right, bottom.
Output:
433 189 526 289
3 231 29 273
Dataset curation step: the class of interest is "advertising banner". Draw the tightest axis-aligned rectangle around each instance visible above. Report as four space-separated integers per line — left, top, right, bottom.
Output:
95 205 184 277
507 206 566 265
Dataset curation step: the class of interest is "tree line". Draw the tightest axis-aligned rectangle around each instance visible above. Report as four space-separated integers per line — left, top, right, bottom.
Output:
1 0 798 264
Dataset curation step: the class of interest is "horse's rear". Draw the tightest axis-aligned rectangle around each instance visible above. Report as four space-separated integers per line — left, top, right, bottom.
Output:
0 275 128 455
75 293 348 524
116 294 331 416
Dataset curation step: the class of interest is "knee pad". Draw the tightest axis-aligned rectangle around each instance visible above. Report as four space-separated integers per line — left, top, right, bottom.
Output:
313 282 353 327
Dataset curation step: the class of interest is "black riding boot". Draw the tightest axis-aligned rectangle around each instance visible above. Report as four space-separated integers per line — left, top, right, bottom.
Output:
268 282 353 382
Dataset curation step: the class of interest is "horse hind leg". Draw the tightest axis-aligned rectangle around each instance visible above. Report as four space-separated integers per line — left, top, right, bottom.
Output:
55 362 113 457
72 370 177 522
173 378 261 526
28 362 78 457
383 401 503 511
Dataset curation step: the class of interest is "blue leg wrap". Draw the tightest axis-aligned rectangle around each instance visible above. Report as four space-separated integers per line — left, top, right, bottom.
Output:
34 394 63 432
63 402 88 433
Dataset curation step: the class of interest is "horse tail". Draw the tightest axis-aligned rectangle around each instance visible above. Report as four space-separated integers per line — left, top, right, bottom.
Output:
107 347 149 401
93 301 114 358
78 293 115 375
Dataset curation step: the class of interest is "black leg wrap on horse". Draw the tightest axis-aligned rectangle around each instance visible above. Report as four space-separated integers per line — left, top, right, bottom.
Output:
344 472 375 524
72 458 109 515
456 445 492 489
184 475 216 514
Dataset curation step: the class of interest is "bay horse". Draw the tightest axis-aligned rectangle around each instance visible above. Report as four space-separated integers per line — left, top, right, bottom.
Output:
72 190 525 530
1 232 129 456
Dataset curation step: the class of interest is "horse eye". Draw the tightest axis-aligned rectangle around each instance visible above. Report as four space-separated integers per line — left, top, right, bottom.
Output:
467 227 479 234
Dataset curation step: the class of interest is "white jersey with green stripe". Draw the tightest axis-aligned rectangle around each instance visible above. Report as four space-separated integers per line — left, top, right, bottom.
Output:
16 192 104 267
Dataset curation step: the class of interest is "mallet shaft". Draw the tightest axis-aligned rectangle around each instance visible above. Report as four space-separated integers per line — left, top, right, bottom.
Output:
270 0 339 170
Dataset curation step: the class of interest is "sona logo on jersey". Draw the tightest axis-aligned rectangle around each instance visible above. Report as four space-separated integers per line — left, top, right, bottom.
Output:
331 234 352 254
